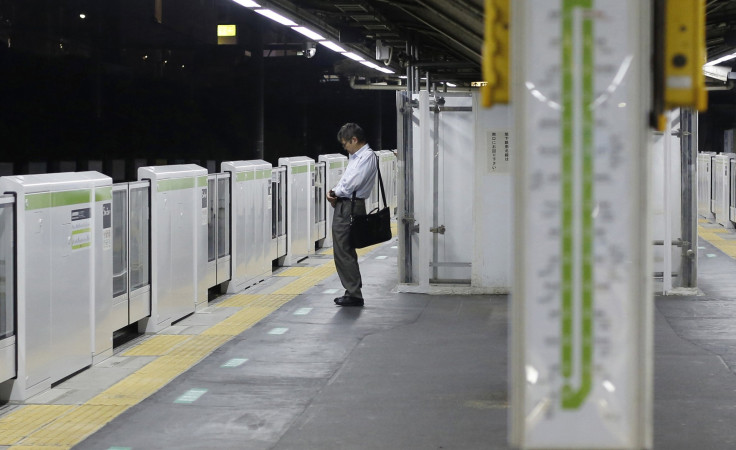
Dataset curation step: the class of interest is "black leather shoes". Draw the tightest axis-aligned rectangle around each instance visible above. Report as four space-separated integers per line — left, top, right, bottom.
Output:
334 296 364 307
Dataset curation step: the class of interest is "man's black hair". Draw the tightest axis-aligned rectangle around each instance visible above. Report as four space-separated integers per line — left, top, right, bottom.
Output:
337 123 367 144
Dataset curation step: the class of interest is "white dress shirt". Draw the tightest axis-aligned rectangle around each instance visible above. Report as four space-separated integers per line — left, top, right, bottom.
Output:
332 144 377 199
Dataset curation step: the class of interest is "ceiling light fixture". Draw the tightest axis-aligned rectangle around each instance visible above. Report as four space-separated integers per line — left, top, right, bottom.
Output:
359 61 394 74
320 40 347 53
254 9 297 26
343 52 364 61
233 0 260 7
292 26 325 41
244 7 398 76
704 52 736 67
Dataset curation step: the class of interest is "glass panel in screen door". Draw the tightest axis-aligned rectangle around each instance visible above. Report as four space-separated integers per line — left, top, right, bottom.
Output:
315 165 325 222
112 188 128 298
0 201 14 340
129 186 150 290
217 177 230 259
207 178 216 262
278 170 286 237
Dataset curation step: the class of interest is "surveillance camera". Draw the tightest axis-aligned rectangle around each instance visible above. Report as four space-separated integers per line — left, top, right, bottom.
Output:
305 42 317 58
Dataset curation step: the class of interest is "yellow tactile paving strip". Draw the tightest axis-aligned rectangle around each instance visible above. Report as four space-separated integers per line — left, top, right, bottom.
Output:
271 277 327 295
217 293 268 308
121 334 191 356
0 231 396 448
202 307 275 336
0 405 74 445
20 405 128 447
10 446 71 450
698 223 736 259
275 266 315 277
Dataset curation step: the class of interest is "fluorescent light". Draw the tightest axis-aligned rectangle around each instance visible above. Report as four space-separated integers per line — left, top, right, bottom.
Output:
292 26 325 41
233 0 260 7
360 60 381 70
320 40 347 53
360 60 394 73
703 65 730 82
704 51 736 67
255 9 297 26
446 82 456 87
343 52 364 61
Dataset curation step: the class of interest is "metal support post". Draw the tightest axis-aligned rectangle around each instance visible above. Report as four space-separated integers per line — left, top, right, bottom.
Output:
255 21 265 160
680 108 697 287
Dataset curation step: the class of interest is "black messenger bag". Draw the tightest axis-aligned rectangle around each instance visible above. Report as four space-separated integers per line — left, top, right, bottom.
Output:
349 156 392 249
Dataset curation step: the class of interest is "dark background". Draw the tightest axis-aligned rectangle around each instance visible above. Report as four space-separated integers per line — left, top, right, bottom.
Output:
0 0 397 180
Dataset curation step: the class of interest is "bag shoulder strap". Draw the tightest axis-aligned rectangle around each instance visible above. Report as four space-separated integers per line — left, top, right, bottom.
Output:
375 154 387 208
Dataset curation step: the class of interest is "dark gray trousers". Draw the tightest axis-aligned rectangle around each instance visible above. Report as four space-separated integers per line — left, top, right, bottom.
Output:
332 198 366 299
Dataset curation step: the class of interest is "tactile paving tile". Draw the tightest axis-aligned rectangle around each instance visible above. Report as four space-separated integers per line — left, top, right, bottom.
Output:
202 307 274 336
0 405 74 445
698 226 736 258
248 294 296 308
167 335 231 358
270 276 324 295
275 266 316 277
10 445 72 449
20 404 127 447
121 334 191 356
309 263 337 279
216 294 266 308
87 374 168 406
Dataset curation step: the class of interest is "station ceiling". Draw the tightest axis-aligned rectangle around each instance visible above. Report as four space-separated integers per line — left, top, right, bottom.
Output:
275 1 732 86
264 0 484 84
707 0 736 63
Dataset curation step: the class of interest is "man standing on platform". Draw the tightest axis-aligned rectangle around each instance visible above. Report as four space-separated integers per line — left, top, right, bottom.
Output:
326 123 377 307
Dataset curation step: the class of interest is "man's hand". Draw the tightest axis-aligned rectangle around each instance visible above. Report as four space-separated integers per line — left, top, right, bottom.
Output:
327 189 337 207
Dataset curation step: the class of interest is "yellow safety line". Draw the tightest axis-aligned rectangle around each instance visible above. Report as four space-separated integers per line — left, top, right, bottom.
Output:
20 405 128 447
217 293 267 308
0 405 74 445
121 334 191 356
698 224 736 259
1 233 391 447
275 266 315 277
202 307 275 336
10 446 72 450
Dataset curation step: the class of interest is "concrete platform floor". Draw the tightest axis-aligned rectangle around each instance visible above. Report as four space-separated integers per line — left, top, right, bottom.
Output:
4 232 736 449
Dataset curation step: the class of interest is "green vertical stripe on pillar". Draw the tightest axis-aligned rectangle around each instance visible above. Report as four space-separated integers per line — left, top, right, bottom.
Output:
560 0 594 410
